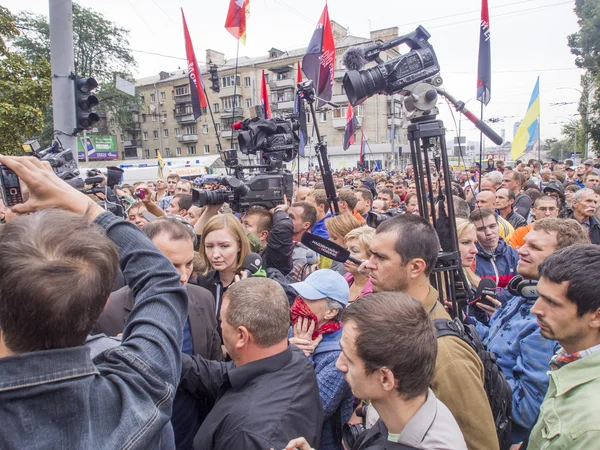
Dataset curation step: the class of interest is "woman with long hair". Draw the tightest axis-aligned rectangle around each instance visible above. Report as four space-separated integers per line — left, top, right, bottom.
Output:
343 226 375 301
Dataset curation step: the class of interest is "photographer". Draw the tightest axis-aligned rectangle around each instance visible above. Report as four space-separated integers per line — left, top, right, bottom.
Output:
0 155 188 448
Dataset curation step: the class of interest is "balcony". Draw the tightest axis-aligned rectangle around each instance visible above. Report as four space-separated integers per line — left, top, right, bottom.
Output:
175 113 196 124
334 70 346 80
332 93 349 105
123 139 140 148
269 78 296 90
388 117 403 126
220 130 240 139
177 134 198 143
124 122 141 131
275 100 295 111
221 107 244 117
332 116 363 129
175 94 192 104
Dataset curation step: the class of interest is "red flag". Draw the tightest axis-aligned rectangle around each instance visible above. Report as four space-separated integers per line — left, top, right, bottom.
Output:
343 103 358 150
302 5 335 108
297 61 303 83
476 0 491 105
182 9 207 119
225 0 250 44
260 70 271 119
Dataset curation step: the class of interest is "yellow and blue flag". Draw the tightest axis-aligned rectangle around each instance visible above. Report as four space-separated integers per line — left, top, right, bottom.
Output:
157 150 165 178
511 77 540 160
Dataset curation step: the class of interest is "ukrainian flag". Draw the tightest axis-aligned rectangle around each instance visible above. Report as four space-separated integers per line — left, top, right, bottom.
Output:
511 77 540 160
157 150 165 178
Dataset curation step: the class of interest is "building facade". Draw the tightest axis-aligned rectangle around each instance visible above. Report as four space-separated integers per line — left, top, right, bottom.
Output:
116 22 408 170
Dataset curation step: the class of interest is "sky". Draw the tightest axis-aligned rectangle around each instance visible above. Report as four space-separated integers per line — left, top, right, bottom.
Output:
4 0 585 146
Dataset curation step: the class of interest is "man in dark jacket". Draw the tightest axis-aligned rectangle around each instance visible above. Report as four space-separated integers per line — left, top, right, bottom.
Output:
496 188 527 230
180 278 324 450
569 188 600 245
94 217 222 449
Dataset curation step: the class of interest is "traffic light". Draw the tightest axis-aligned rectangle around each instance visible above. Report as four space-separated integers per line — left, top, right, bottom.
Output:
74 75 100 132
208 65 220 93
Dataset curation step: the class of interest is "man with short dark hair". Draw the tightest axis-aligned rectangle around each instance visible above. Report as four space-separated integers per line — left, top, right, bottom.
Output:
180 277 323 450
363 215 498 450
503 171 532 217
159 178 192 210
288 201 318 268
355 188 373 217
166 193 193 217
0 155 189 448
242 207 273 248
338 189 366 223
472 218 590 444
496 188 527 229
337 292 467 449
526 244 600 449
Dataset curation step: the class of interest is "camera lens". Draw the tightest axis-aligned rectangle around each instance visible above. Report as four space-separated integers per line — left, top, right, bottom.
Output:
343 67 385 106
191 188 232 207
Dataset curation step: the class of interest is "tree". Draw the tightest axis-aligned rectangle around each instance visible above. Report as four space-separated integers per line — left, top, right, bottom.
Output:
11 3 140 145
0 6 51 155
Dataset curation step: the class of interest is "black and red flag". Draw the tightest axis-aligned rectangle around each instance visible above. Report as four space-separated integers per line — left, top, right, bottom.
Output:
476 0 491 105
343 103 358 150
182 9 207 119
302 4 336 108
260 69 272 119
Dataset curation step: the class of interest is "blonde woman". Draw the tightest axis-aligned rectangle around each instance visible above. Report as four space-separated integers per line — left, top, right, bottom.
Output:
343 226 375 301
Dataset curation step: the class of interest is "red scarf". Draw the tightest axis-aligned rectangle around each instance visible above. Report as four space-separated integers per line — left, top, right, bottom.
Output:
290 297 342 340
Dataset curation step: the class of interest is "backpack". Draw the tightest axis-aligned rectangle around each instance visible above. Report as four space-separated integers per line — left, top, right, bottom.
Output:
433 318 513 450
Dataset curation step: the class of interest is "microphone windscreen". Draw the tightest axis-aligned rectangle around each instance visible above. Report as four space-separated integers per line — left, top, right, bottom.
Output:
343 47 368 71
232 121 243 131
475 277 497 298
242 252 263 275
305 250 319 265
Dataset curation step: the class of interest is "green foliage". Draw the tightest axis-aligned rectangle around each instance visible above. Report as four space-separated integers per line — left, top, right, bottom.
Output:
0 6 51 155
10 3 139 146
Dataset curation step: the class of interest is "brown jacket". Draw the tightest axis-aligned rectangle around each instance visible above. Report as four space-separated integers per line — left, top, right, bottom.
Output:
93 284 222 362
424 287 499 450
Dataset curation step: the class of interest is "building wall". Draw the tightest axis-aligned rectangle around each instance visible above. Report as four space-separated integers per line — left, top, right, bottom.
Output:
117 24 408 165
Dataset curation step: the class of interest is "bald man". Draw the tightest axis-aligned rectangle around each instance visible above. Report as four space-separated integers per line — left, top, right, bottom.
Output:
475 191 514 243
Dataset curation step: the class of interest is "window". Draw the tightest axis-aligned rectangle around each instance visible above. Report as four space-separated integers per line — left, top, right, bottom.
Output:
246 98 252 108
204 144 210 154
245 77 251 87
187 146 196 155
213 103 219 113
175 85 189 96
277 90 292 102
333 106 361 119
150 93 156 102
163 129 169 138
322 135 328 144
222 95 241 110
145 149 150 158
277 71 290 80
202 107 207 115
143 131 148 140
162 111 167 120
155 149 160 157
320 111 327 122
264 73 269 83
153 130 159 139
215 123 221 132
140 95 145 103
165 148 171 156
202 124 208 134
185 104 193 114
174 127 180 136
232 142 239 151
109 118 115 127
216 144 222 152
142 114 147 122
176 147 182 156
185 125 196 135
221 75 240 88
160 92 166 101
152 113 157 122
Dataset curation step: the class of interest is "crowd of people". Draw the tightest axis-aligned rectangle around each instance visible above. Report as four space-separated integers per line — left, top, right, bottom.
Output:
0 153 599 450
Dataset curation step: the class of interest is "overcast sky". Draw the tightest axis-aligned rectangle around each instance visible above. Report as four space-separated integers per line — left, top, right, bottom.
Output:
4 0 584 146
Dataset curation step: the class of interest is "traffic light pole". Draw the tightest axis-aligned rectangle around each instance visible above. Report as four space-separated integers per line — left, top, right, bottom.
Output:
49 0 78 163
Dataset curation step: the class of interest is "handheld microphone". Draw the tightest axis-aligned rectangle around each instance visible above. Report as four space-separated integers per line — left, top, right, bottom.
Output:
343 47 368 71
241 252 263 277
301 232 362 265
305 250 320 265
469 277 497 307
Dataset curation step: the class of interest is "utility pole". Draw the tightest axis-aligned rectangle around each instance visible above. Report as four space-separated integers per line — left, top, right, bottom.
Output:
49 0 78 162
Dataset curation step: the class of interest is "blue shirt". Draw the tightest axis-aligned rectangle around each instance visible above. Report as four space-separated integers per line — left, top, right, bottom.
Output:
182 319 193 355
311 213 331 239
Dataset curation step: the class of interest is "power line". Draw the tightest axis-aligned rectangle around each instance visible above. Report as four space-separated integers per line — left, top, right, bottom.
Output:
131 48 187 61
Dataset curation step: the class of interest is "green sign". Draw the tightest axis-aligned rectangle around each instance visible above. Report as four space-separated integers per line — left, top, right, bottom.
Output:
77 135 118 160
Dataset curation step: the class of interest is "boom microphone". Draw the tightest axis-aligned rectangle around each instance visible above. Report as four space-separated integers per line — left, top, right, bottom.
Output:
242 252 263 276
342 47 368 71
301 232 362 265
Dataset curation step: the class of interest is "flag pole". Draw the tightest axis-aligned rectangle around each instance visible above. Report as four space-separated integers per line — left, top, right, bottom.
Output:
231 38 240 141
203 86 223 154
479 101 484 192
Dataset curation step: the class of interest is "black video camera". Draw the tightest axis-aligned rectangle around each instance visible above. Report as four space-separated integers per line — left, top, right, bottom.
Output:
237 117 299 164
343 26 440 106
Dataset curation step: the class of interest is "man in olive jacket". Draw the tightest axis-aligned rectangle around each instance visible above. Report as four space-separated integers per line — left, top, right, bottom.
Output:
364 215 499 450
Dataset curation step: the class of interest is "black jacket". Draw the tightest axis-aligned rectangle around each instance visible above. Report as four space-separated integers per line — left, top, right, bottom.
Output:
181 345 324 450
262 210 294 275
589 215 600 245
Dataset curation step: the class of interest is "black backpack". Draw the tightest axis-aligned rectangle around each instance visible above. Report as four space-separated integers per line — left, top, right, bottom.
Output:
433 318 513 450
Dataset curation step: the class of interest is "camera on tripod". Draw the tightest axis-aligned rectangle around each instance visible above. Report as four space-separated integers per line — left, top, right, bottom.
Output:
192 116 299 213
342 25 441 106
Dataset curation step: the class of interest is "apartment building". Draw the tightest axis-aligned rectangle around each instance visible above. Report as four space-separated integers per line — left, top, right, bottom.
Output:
118 22 407 169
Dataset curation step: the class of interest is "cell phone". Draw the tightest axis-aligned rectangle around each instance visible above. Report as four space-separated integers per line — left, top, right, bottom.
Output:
0 163 24 207
134 189 146 200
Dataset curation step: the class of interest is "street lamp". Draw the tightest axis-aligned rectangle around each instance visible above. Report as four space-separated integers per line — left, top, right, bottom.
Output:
554 87 590 159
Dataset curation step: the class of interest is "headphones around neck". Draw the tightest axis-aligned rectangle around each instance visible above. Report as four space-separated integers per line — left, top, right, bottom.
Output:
507 275 539 300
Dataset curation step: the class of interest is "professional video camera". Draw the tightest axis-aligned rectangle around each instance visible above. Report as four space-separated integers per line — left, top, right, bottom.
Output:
342 26 441 107
192 116 299 212
23 139 80 181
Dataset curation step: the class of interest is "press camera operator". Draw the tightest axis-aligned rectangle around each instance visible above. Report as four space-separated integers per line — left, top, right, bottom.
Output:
0 155 188 448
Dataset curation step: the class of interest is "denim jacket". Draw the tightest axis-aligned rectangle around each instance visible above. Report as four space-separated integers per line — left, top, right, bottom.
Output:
0 212 188 449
